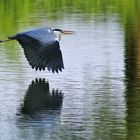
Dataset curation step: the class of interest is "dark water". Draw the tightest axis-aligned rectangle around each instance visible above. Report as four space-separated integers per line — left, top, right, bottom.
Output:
0 1 140 140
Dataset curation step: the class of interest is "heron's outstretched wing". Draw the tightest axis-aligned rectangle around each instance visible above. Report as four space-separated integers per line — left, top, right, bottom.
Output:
9 34 64 73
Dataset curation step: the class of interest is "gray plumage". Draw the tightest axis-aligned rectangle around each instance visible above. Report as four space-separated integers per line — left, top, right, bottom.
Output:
8 27 64 73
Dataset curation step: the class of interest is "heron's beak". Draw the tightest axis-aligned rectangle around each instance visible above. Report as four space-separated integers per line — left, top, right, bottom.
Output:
62 30 75 35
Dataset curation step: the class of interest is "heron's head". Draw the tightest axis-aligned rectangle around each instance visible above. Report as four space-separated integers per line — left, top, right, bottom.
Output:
53 29 75 41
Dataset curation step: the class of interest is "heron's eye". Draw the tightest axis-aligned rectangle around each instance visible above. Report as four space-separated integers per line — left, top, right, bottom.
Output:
53 29 63 33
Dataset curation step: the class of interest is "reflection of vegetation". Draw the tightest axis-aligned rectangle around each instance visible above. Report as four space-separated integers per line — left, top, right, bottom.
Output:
0 0 140 35
124 5 140 139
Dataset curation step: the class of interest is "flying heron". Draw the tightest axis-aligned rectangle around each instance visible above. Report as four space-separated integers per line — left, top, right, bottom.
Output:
0 27 74 73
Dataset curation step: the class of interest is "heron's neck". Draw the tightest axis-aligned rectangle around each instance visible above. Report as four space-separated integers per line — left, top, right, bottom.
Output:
54 31 61 41
58 34 61 41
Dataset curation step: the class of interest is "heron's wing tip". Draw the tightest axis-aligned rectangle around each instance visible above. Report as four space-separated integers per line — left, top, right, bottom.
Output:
37 41 64 73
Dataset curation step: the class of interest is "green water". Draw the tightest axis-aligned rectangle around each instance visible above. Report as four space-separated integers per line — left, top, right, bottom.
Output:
0 0 140 140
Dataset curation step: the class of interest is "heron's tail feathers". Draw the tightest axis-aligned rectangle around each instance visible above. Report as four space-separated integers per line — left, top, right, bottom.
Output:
0 39 11 43
0 35 17 43
0 40 4 43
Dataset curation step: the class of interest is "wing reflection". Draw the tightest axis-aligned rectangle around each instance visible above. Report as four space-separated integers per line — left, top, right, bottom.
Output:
20 78 63 115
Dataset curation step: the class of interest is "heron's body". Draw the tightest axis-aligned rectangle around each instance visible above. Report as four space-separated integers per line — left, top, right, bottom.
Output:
8 27 64 73
0 27 74 73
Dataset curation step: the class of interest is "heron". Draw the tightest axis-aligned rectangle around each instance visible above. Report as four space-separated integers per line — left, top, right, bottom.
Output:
0 27 74 73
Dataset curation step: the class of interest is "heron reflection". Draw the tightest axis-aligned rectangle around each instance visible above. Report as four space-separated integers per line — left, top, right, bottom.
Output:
20 78 63 115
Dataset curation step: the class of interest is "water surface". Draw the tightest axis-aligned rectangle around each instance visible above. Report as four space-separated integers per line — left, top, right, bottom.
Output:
0 1 140 140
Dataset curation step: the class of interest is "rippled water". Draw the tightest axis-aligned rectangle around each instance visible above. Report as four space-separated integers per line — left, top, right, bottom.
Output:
0 1 140 140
